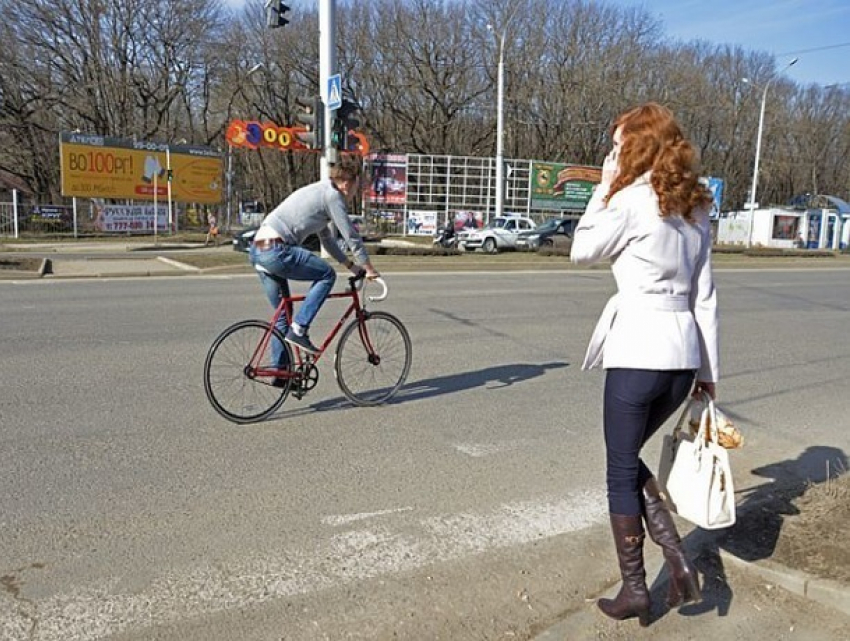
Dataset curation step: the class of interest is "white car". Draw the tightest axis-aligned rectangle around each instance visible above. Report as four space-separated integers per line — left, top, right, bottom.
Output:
457 215 537 253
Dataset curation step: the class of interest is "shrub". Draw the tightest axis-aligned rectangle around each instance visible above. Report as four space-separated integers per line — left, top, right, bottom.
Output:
743 247 834 258
537 247 572 257
373 245 461 256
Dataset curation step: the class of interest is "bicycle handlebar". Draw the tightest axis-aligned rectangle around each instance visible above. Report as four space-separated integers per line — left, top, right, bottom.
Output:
348 274 389 302
366 277 389 302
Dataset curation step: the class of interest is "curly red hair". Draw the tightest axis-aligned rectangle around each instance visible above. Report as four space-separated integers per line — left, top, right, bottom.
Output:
605 103 712 221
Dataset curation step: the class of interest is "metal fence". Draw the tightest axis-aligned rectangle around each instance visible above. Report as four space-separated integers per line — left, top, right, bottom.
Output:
0 195 215 238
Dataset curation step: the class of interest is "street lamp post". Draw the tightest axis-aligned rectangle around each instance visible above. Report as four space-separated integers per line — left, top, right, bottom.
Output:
488 24 506 222
744 57 798 247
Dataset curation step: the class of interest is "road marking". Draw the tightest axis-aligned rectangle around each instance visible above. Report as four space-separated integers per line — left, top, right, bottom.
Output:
453 440 528 457
0 490 606 640
322 507 414 526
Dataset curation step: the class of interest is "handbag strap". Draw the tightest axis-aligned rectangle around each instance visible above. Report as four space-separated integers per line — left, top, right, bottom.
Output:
672 391 720 444
672 396 697 437
694 391 721 445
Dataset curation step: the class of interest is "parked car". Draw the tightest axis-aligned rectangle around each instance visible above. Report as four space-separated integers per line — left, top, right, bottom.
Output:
516 218 576 252
457 214 536 253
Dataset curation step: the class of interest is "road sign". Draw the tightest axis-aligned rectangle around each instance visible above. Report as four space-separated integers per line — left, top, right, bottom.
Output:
327 74 342 111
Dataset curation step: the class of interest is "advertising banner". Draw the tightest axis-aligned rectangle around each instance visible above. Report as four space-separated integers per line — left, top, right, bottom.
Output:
225 120 308 151
60 133 223 204
368 154 408 205
451 210 484 231
530 162 601 211
772 214 799 241
94 204 171 233
406 210 437 235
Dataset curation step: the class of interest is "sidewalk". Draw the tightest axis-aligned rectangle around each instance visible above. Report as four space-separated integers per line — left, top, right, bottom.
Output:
532 529 850 640
0 241 231 279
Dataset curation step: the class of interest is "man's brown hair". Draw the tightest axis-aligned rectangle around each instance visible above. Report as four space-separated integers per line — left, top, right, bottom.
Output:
330 162 359 183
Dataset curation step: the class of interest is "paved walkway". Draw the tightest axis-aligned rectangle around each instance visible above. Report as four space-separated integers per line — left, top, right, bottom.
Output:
533 530 850 640
0 241 228 279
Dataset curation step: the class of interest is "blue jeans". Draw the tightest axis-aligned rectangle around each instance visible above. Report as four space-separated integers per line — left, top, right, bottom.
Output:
249 243 336 364
603 368 695 516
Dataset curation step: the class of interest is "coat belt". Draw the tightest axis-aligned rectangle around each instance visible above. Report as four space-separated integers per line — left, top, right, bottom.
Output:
581 293 691 370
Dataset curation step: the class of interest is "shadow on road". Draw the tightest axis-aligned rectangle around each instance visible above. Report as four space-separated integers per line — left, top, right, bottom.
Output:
390 361 570 402
265 361 571 421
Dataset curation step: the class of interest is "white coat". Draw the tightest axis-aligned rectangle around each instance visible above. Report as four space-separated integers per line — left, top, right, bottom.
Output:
571 173 719 382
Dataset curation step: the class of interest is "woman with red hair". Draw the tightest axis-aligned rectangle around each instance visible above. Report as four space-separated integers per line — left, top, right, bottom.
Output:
572 103 719 626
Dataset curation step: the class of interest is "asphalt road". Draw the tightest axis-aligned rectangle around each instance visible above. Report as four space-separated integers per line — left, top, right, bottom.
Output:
1 269 849 640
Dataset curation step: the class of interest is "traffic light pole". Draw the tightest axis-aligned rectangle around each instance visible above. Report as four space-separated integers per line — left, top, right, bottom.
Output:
319 0 336 180
318 0 336 258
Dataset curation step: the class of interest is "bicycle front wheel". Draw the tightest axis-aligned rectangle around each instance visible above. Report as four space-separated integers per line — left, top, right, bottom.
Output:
334 311 412 407
204 320 293 424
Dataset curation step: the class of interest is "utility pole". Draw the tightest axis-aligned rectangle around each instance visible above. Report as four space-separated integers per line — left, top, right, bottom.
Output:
319 0 335 180
743 57 798 247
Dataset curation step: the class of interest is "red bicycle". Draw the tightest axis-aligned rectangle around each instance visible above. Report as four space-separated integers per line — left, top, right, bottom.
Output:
203 275 411 424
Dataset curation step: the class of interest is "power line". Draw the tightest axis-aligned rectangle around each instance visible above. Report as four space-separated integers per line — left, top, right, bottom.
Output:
777 41 850 56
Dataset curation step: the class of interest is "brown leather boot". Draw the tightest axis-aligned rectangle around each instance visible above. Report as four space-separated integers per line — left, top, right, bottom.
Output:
643 477 702 608
597 514 651 627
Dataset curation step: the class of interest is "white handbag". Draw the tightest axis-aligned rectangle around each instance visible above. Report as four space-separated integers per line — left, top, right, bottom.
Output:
657 393 736 530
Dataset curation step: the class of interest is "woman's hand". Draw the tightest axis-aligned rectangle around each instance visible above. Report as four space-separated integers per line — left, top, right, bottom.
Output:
693 380 716 400
601 148 619 185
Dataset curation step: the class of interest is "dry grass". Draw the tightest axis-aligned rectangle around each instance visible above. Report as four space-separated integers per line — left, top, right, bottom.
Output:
0 257 43 271
772 470 850 583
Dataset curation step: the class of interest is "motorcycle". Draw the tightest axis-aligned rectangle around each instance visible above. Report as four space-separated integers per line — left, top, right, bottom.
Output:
432 225 458 249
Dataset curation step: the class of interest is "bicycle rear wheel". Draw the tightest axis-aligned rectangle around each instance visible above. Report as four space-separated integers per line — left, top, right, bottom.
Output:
334 311 412 406
204 320 293 424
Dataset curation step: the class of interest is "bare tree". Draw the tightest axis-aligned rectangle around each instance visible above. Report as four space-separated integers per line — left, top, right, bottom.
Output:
1 0 848 210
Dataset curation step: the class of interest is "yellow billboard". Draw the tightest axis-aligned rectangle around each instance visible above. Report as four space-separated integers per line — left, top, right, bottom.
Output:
60 133 223 204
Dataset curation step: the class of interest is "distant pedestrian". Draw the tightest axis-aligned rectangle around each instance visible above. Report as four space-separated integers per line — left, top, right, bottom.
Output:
571 102 719 626
205 212 219 246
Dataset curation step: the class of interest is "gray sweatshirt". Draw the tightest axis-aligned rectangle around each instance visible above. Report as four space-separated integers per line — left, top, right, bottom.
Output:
260 180 369 264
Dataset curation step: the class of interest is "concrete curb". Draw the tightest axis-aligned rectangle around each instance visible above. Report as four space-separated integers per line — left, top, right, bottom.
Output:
719 549 850 617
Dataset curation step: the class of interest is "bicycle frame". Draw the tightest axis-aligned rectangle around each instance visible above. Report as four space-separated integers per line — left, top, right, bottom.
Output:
249 279 375 383
204 274 407 421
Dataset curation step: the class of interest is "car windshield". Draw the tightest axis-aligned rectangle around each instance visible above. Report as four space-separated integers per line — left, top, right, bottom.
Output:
535 220 561 233
483 219 508 231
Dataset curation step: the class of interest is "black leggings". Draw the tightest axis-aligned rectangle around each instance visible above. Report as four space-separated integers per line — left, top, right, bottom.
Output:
603 368 695 516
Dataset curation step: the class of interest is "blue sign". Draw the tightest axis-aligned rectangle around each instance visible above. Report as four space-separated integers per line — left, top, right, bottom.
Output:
327 74 342 111
701 176 724 217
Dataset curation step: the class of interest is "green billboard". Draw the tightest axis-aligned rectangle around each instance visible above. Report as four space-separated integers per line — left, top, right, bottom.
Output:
530 162 601 211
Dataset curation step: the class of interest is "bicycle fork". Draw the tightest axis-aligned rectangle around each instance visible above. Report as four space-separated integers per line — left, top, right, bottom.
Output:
357 310 381 365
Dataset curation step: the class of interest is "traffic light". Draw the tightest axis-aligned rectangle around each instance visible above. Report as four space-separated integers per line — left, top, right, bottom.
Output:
293 96 324 150
265 0 290 28
331 99 361 151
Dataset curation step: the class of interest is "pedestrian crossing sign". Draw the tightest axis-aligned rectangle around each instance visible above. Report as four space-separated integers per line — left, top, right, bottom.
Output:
327 75 342 111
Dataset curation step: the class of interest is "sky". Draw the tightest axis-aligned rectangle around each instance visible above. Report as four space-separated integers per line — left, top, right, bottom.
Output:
227 0 850 87
606 0 850 86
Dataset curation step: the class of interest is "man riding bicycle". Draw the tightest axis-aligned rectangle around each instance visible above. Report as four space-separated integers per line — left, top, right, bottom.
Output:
249 163 380 357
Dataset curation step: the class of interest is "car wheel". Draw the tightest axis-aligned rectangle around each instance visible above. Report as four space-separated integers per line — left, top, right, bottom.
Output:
482 237 497 254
